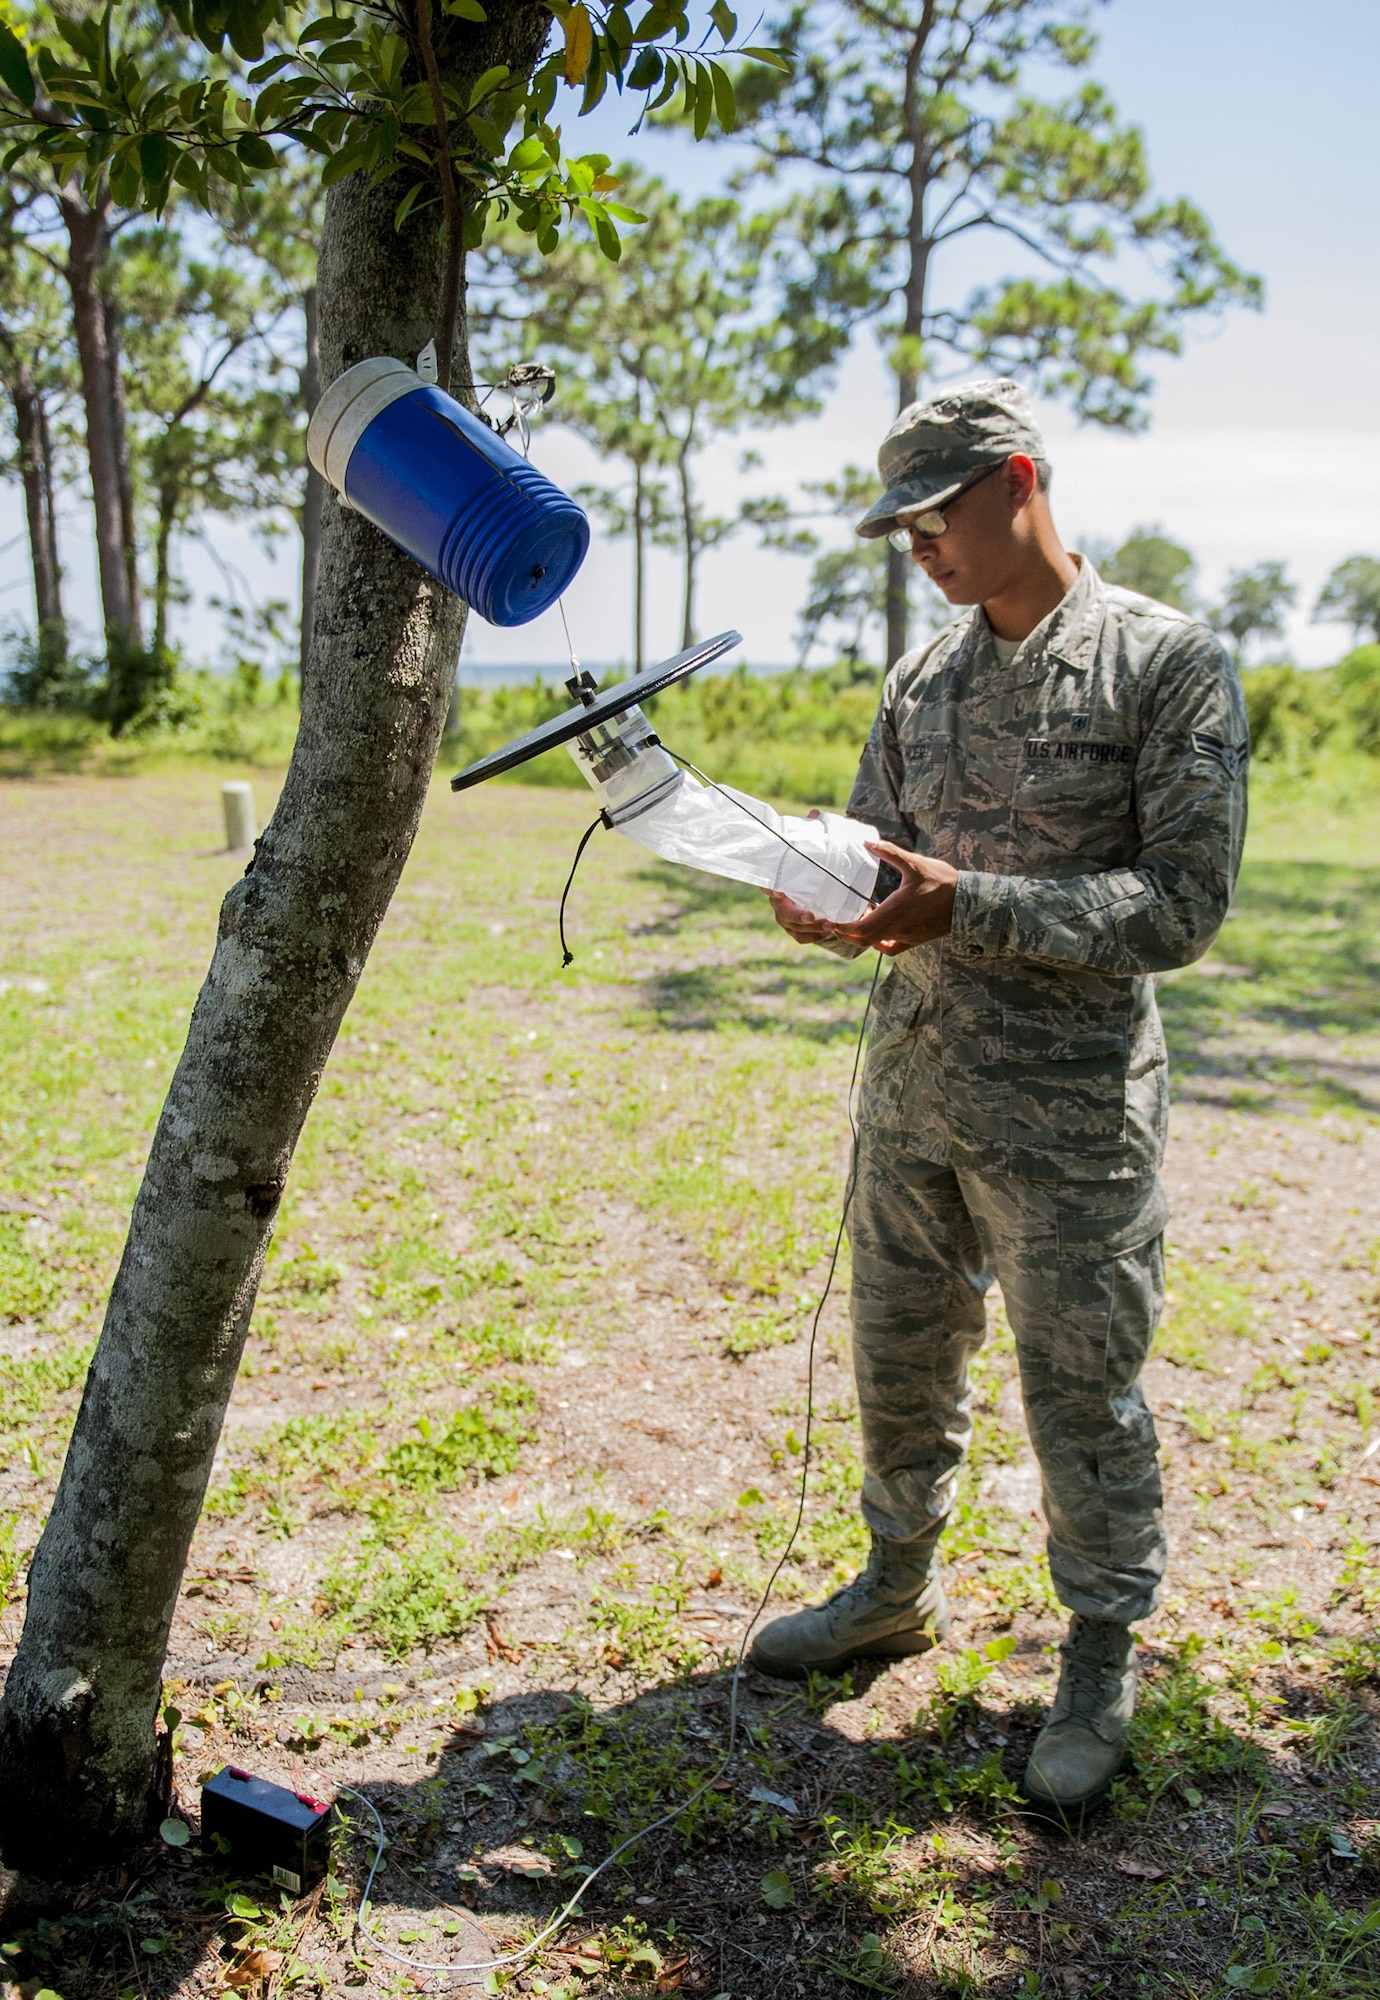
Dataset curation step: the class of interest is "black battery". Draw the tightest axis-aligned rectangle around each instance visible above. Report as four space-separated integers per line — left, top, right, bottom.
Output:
200 1766 333 1894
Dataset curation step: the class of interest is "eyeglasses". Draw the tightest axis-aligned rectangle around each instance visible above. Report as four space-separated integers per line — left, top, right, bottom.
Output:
887 460 1005 551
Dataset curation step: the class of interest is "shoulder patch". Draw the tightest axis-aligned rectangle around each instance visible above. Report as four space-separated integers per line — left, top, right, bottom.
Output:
1191 729 1248 779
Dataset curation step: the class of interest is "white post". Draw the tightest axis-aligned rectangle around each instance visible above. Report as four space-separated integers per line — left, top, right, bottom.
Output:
222 782 256 853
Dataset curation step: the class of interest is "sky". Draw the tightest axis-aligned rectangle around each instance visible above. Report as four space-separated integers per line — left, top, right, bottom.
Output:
3 0 1378 676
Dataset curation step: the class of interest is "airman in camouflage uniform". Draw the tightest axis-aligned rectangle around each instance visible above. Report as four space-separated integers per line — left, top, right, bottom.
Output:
750 379 1249 1818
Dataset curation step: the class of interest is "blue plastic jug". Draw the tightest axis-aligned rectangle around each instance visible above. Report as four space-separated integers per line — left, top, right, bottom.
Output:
306 357 588 627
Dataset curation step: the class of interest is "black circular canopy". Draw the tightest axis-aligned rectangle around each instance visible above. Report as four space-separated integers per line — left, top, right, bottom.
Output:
448 629 742 792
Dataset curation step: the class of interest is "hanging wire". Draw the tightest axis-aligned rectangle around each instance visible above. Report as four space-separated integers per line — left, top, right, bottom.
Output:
558 811 608 965
336 957 882 1985
557 597 580 675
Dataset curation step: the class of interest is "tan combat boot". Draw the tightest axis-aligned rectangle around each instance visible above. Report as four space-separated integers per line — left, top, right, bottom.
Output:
748 1534 950 1680
1022 1615 1139 1821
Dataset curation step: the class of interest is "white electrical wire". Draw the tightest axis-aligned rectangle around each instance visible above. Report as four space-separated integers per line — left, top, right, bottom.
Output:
337 958 882 1984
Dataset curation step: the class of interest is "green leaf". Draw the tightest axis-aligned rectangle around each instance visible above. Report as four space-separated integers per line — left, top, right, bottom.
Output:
161 1703 182 1731
983 1634 1018 1661
0 22 36 108
626 45 662 91
508 133 549 172
468 64 510 108
592 206 622 261
159 1816 190 1848
741 46 792 72
692 65 714 141
173 150 209 197
235 132 277 170
321 137 371 186
109 152 140 208
710 59 735 133
139 132 172 187
223 6 266 61
468 114 504 156
246 51 294 85
393 179 433 230
228 1893 262 1920
709 3 737 42
760 1868 795 1909
443 0 488 16
53 12 100 61
299 16 358 44
313 38 369 67
736 1487 765 1506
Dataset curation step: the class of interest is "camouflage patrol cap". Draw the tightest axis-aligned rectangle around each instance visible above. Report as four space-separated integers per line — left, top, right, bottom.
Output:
856 377 1047 539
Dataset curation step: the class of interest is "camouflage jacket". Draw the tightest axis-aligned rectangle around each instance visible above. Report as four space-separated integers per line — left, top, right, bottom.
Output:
842 557 1248 1180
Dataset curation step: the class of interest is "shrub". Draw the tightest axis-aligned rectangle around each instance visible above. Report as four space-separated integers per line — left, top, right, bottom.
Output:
1239 662 1338 768
1335 644 1380 753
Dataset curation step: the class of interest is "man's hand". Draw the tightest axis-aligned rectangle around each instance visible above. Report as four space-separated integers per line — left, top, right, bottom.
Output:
830 840 960 956
765 887 839 945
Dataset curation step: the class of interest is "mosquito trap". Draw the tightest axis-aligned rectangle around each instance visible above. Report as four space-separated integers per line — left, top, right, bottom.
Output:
450 633 891 936
306 358 589 626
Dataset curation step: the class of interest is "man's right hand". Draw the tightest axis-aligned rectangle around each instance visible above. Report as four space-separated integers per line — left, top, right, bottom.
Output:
765 888 837 945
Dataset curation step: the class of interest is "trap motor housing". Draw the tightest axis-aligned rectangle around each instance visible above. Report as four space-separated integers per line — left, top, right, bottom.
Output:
201 1766 333 1894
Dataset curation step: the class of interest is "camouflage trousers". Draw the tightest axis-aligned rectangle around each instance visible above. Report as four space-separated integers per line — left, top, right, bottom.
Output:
847 1128 1169 1624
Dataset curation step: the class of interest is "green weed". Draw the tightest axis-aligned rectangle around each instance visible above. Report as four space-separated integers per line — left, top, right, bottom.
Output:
0 1340 94 1440
381 1383 534 1490
0 1215 63 1323
1115 1637 1266 1814
587 1578 706 1679
815 1812 923 1917
519 1698 736 1850
322 1512 487 1658
1158 1255 1257 1370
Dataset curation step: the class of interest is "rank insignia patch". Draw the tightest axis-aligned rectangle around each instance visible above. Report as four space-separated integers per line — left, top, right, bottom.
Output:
1191 730 1248 779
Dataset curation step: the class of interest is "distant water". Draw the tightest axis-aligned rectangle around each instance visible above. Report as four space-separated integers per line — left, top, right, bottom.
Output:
457 658 796 688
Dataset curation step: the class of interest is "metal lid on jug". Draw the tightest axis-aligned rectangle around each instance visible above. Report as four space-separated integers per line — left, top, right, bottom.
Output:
307 356 419 494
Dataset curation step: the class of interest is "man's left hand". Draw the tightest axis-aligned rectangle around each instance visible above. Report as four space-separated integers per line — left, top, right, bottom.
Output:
831 840 960 956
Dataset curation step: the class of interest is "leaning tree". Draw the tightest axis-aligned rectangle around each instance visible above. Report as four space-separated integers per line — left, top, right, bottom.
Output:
0 0 775 1877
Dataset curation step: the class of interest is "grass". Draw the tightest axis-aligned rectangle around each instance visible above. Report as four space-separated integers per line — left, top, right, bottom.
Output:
0 741 1376 1997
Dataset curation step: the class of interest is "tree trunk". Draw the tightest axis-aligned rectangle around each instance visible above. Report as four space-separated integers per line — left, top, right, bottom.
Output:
677 450 697 649
886 25 934 671
299 281 324 696
59 184 139 661
632 456 645 674
884 360 919 669
0 5 551 1883
103 292 143 644
152 484 175 662
5 348 66 673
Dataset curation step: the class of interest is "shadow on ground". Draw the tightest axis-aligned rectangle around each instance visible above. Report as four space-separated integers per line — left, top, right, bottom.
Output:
630 860 875 1043
3 1637 1376 1999
631 854 1380 1108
